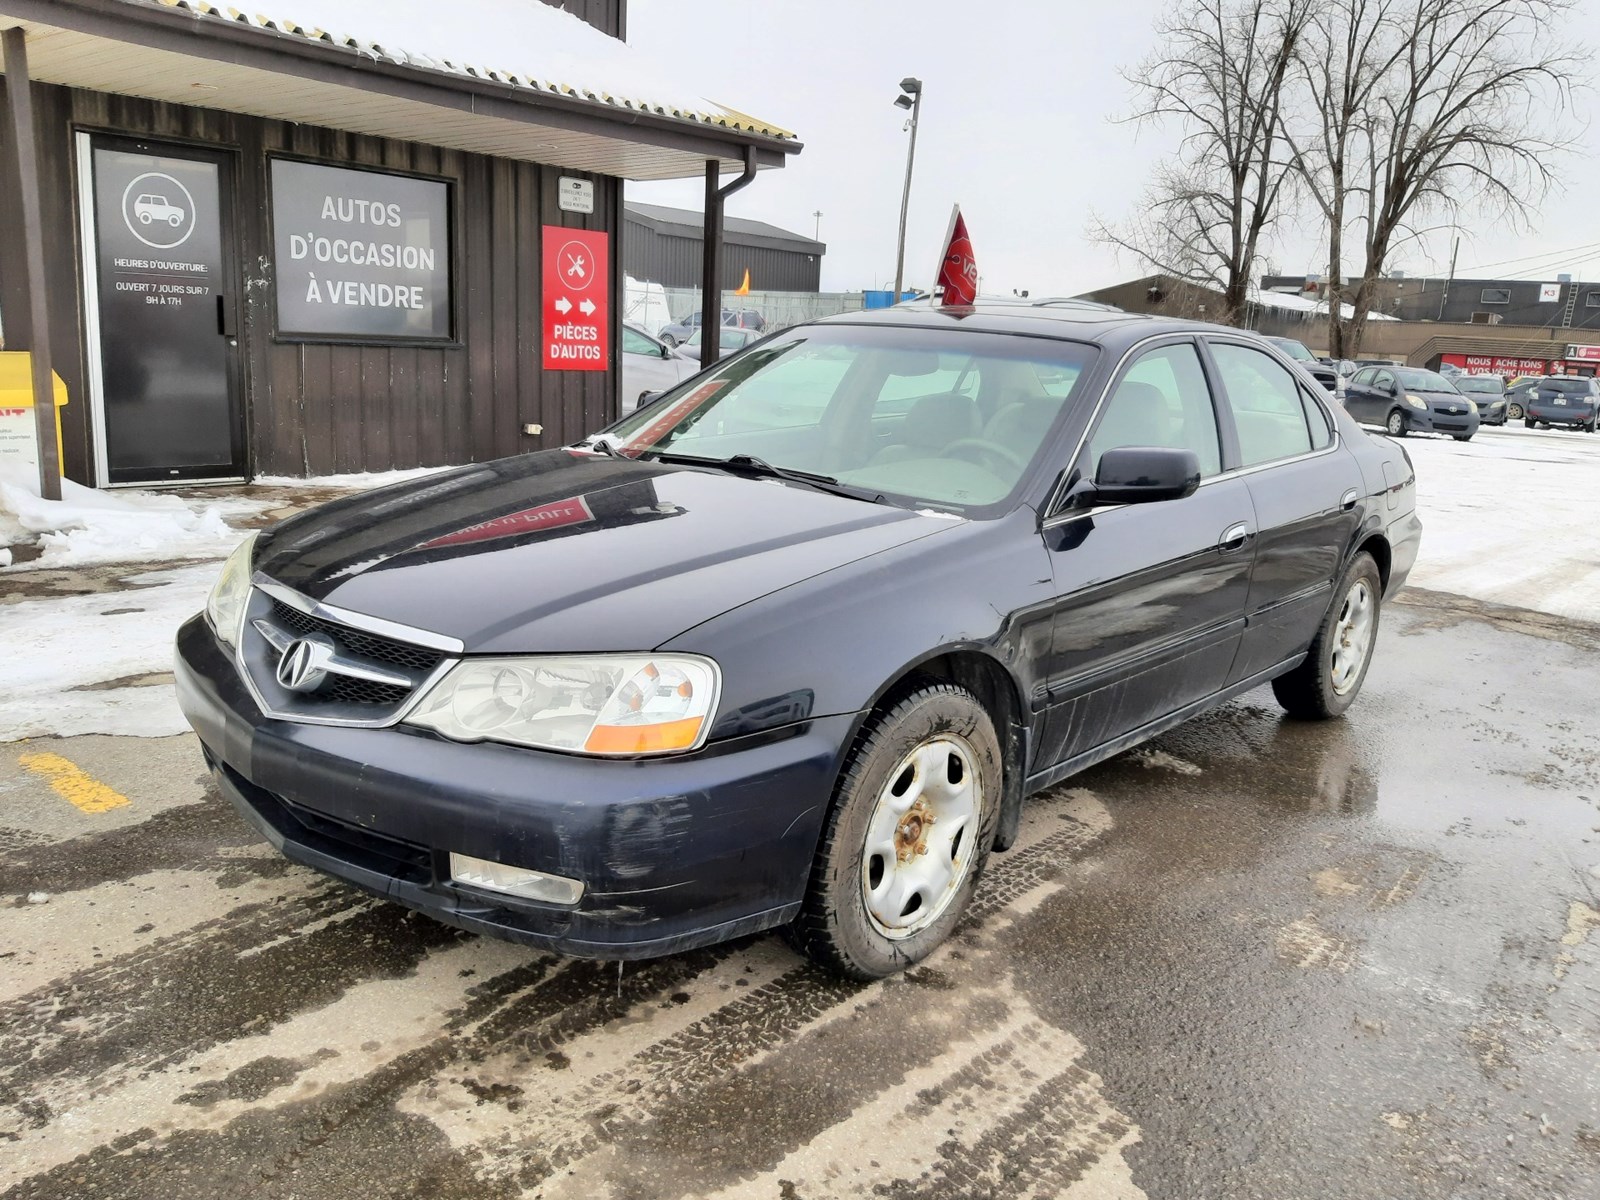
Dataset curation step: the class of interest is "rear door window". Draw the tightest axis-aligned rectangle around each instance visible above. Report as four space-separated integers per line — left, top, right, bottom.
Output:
1209 342 1315 467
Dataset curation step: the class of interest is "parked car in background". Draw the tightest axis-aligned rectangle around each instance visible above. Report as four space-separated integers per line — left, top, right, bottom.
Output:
659 308 767 347
1526 376 1600 432
659 309 733 347
672 325 759 363
1265 336 1339 392
177 305 1419 979
1343 365 1479 440
1451 375 1508 426
621 323 696 415
1503 376 1541 421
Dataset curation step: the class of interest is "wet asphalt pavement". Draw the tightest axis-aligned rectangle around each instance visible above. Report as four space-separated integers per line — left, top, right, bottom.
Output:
2 586 1598 1199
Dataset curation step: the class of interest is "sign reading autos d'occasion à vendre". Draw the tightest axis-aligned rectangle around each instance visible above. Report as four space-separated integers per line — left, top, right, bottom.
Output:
271 160 451 341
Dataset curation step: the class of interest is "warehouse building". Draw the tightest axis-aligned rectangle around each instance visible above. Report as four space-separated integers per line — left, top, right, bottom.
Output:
625 200 824 293
1260 274 1600 331
0 0 797 488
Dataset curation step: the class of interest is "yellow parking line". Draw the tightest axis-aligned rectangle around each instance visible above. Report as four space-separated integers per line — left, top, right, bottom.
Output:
18 752 130 814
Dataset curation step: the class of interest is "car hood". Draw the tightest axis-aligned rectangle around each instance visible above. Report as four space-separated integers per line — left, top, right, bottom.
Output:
252 450 964 653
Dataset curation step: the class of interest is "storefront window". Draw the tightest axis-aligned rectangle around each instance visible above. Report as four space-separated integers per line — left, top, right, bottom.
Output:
270 159 453 342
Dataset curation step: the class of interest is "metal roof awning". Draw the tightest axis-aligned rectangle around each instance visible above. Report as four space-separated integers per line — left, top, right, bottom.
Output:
0 0 800 181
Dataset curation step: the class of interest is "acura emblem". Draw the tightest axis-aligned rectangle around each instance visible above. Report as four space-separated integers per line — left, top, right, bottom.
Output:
275 634 336 693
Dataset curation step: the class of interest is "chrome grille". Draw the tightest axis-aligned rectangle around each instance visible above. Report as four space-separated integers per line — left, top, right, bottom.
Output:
238 584 455 727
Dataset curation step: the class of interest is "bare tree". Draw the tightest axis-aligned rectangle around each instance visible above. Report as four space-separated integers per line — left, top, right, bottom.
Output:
1095 0 1313 326
1339 0 1584 354
1282 0 1408 357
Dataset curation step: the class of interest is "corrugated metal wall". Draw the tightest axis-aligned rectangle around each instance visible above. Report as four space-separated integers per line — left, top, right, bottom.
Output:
624 217 822 293
0 81 621 481
540 0 627 38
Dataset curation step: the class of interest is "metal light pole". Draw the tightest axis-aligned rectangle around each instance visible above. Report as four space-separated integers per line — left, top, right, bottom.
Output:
891 77 922 303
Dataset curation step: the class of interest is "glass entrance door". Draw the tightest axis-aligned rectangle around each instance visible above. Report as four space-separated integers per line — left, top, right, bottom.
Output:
84 136 244 484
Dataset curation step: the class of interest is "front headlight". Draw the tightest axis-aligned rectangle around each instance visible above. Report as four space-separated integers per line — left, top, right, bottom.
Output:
1405 393 1428 410
1487 400 1504 410
204 533 257 649
405 654 719 756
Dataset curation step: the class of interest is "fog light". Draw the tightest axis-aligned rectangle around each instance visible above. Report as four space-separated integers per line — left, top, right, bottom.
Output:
449 852 584 905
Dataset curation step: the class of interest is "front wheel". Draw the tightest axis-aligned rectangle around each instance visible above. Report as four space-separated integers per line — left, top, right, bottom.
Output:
1385 409 1407 437
1272 552 1382 720
786 683 1001 979
1453 434 1473 442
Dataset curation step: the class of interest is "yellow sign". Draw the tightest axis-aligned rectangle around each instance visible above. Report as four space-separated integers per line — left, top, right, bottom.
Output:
0 352 68 479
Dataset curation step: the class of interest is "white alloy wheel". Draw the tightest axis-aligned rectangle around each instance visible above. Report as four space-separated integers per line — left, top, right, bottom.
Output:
860 735 980 939
1330 578 1376 696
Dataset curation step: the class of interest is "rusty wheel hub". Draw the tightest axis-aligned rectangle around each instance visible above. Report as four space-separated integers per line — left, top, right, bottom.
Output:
894 800 935 863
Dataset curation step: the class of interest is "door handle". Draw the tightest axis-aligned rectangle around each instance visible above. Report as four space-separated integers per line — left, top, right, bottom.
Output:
1218 521 1253 552
1340 488 1359 510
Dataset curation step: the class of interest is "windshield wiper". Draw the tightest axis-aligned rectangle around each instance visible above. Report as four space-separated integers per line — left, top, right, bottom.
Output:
642 451 888 505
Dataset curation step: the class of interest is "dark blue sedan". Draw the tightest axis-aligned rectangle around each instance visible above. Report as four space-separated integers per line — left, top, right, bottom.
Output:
177 305 1420 978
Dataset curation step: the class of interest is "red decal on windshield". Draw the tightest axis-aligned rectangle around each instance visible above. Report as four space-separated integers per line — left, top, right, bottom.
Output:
622 380 729 455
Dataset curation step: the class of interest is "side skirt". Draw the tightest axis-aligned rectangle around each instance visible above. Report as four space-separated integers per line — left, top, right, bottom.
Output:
1018 654 1307 800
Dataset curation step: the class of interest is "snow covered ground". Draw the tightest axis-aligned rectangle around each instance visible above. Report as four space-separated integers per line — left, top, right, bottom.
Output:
0 465 268 570
0 564 219 740
1395 424 1600 623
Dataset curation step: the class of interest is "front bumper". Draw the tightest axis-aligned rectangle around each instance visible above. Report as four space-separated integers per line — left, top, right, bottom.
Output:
1409 406 1479 436
175 616 852 959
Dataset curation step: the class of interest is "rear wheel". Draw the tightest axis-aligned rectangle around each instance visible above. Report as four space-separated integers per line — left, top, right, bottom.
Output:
1525 418 1537 429
787 683 1001 979
1272 552 1382 720
1507 402 1524 420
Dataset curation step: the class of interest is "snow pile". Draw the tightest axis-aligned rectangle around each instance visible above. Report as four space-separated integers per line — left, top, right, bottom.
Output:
0 562 218 740
164 0 790 135
1401 426 1600 623
252 466 446 490
0 464 264 571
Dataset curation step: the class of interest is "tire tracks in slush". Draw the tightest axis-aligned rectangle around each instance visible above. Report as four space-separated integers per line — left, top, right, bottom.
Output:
1 784 1142 1200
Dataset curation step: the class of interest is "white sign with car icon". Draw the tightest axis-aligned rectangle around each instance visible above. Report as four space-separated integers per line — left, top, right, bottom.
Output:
132 193 185 227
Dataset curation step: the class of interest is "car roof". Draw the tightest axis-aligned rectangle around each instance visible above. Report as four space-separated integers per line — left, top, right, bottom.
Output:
809 301 1259 350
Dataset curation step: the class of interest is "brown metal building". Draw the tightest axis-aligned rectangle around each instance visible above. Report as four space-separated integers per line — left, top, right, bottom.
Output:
0 0 797 487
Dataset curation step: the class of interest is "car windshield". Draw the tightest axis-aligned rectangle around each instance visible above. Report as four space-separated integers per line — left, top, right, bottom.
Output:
1542 379 1592 394
1454 377 1502 394
1268 338 1316 361
599 324 1097 513
1395 368 1458 392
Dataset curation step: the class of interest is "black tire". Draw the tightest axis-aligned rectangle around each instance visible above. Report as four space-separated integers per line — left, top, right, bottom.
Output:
1385 409 1407 437
1525 418 1536 429
1453 434 1472 442
786 682 1002 979
1272 552 1382 721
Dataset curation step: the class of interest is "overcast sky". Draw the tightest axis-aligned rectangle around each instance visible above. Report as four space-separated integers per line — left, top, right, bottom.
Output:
627 0 1599 296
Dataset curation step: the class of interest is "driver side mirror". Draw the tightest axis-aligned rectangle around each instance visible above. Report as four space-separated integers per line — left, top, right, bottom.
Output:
1082 446 1201 506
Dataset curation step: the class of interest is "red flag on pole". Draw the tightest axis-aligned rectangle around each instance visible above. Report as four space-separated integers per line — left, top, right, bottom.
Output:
936 205 979 307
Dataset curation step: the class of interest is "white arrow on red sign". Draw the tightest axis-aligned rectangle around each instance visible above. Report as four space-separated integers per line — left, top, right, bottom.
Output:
554 297 572 314
579 298 597 316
